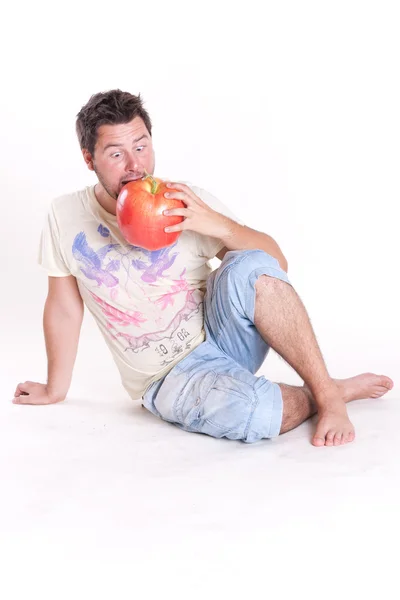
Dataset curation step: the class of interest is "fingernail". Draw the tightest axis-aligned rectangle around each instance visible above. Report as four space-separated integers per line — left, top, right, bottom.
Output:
164 192 170 198
164 210 170 215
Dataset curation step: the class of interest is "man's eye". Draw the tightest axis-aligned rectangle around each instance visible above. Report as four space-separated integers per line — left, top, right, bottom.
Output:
136 146 145 152
111 152 121 158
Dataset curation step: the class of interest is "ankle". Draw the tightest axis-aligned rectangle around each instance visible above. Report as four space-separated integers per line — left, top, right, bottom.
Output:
308 378 338 400
311 381 349 412
303 381 348 412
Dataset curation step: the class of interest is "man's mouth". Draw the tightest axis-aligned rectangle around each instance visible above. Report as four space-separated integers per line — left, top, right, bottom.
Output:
121 175 144 186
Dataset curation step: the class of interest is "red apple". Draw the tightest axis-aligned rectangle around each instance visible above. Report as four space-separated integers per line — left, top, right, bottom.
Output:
116 174 185 250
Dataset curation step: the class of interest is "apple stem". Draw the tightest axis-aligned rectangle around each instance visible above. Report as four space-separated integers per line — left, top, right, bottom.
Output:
143 170 158 194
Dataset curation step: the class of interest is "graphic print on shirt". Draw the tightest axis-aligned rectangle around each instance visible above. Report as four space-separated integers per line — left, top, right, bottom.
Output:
72 225 203 367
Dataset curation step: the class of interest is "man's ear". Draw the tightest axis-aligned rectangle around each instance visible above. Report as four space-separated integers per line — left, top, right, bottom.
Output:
82 149 95 171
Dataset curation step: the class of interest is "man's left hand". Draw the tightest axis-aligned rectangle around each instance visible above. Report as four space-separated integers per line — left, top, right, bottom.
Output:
162 183 234 239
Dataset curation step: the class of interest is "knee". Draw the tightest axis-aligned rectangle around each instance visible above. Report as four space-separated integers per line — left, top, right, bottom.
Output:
221 249 280 271
220 249 287 282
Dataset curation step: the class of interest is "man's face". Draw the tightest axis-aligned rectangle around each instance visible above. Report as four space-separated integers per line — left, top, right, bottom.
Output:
83 116 155 200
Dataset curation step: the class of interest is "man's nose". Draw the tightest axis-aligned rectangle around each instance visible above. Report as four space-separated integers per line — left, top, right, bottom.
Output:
125 152 141 170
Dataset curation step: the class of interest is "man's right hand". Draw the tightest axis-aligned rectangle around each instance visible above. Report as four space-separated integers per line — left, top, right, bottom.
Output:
12 382 64 405
12 275 84 407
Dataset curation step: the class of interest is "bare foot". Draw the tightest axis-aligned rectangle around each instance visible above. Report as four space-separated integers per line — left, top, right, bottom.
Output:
312 400 355 448
335 373 394 403
305 373 394 447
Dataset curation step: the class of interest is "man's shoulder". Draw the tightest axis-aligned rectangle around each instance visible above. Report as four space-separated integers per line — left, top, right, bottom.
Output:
47 186 94 229
183 181 244 226
50 186 91 212
176 181 216 204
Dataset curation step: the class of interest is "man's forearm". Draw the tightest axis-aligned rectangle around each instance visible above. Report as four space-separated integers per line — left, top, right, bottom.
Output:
220 220 288 272
43 299 83 401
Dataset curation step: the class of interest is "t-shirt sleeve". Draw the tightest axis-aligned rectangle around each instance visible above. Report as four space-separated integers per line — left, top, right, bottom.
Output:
38 201 71 277
190 185 245 259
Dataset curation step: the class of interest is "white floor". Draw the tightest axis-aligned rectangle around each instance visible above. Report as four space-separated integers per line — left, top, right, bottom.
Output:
1 323 399 600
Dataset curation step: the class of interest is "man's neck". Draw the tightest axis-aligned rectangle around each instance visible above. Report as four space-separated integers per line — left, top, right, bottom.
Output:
94 183 117 216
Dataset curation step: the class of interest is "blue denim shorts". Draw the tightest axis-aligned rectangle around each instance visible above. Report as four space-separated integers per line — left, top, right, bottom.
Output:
142 249 292 443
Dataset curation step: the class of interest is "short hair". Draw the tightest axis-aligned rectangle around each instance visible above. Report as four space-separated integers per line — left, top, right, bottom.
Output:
76 89 152 155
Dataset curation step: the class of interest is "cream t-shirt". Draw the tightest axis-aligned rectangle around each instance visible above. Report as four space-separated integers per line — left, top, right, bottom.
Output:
38 183 243 400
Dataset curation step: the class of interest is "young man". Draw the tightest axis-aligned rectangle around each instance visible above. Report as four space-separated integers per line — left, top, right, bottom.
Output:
13 89 393 447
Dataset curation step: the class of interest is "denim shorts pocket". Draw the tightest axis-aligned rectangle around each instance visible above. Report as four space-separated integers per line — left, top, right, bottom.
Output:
152 368 190 423
186 374 256 439
178 370 218 428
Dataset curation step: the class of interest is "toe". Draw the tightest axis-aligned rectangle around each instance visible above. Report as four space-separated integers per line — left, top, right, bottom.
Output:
312 436 325 447
347 430 356 443
382 376 394 389
375 385 392 398
334 433 342 446
312 422 329 447
325 431 335 446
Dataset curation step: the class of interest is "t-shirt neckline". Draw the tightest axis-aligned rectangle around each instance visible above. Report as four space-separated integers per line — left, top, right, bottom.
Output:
87 185 118 224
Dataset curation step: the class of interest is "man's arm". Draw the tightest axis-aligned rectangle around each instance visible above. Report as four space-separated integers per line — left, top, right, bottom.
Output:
216 223 288 272
13 276 84 405
161 183 288 272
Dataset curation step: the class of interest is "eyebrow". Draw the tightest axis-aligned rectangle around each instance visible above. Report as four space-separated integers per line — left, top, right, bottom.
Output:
103 134 149 152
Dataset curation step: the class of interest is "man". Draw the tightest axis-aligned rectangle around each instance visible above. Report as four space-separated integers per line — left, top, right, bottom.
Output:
13 89 393 447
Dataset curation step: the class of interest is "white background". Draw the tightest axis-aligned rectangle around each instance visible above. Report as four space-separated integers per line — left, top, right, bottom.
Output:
0 1 399 598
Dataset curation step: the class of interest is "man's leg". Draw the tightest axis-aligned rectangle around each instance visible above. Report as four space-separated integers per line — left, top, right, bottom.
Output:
254 275 356 446
203 249 392 446
278 376 394 444
279 384 352 444
278 384 317 434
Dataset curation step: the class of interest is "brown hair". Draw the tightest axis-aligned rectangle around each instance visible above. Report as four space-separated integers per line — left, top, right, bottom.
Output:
76 89 152 156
